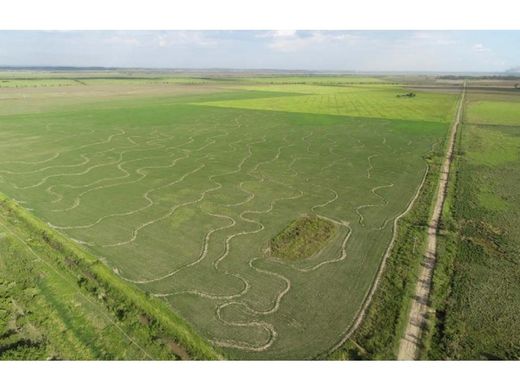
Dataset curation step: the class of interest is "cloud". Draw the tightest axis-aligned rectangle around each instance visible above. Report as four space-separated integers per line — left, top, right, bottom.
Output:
104 33 141 46
410 31 458 46
262 30 361 52
472 43 491 52
101 31 221 48
155 31 219 48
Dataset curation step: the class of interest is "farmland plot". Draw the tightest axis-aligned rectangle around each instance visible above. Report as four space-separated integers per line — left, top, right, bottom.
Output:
0 84 455 358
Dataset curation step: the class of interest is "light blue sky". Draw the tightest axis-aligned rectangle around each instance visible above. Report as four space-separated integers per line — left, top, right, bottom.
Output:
0 31 518 72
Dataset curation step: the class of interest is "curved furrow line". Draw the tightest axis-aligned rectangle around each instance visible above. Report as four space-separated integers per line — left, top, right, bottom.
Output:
223 136 268 207
10 143 146 190
218 255 292 320
52 128 235 236
118 212 237 284
153 274 250 301
0 125 105 167
366 154 379 179
156 144 303 301
311 187 339 211
0 155 91 175
179 130 229 154
207 181 304 290
213 141 304 271
211 305 277 352
0 152 61 166
100 172 218 248
50 162 205 230
225 135 295 209
47 150 183 205
354 183 394 227
46 134 199 209
111 129 253 283
48 141 186 210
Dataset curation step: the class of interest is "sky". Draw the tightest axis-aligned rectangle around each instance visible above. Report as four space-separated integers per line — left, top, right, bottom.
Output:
0 30 519 72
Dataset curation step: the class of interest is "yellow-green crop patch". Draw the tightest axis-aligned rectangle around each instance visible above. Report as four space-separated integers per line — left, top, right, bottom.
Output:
197 85 458 122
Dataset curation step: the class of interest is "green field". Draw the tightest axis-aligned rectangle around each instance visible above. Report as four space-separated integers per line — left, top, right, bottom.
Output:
0 75 457 359
204 84 457 122
426 90 520 359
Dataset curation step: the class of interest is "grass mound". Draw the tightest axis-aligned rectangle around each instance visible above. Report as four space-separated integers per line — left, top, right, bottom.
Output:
270 215 336 260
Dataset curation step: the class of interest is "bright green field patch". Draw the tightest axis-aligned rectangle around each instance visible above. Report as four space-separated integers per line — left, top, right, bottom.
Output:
197 86 457 122
270 215 337 260
466 100 520 126
465 125 520 166
232 83 394 95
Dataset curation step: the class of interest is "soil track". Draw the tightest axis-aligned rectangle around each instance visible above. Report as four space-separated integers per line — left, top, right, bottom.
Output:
397 83 466 360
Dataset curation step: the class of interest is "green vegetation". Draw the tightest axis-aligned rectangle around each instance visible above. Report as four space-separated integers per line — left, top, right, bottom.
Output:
0 73 457 359
0 194 220 360
270 215 337 260
327 138 444 360
425 90 520 360
200 84 457 122
466 100 520 126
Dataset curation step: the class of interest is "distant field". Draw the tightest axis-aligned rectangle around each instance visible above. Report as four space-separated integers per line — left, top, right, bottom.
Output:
0 75 456 358
200 84 458 122
0 78 80 88
466 100 520 126
0 76 216 89
235 76 387 84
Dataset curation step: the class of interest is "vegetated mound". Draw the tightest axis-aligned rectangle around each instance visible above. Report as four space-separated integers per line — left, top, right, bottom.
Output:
270 215 336 260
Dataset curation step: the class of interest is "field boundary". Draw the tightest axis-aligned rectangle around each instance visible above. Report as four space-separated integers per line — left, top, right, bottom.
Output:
0 191 222 360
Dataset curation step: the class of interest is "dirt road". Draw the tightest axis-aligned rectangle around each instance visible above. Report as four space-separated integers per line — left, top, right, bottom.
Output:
397 83 465 360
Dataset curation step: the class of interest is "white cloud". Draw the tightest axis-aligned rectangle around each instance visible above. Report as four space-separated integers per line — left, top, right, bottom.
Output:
155 31 218 48
263 30 361 52
104 33 141 46
472 43 491 52
102 31 220 48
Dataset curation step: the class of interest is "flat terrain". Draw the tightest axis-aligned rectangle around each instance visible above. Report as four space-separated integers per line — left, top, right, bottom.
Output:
0 197 194 360
398 85 464 360
0 74 457 358
427 87 520 359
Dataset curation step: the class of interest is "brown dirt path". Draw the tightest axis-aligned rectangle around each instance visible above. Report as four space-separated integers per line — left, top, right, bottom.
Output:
397 83 466 360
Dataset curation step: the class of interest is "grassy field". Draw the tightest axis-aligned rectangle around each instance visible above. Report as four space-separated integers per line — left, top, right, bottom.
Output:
426 89 520 359
0 75 457 359
202 84 457 122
